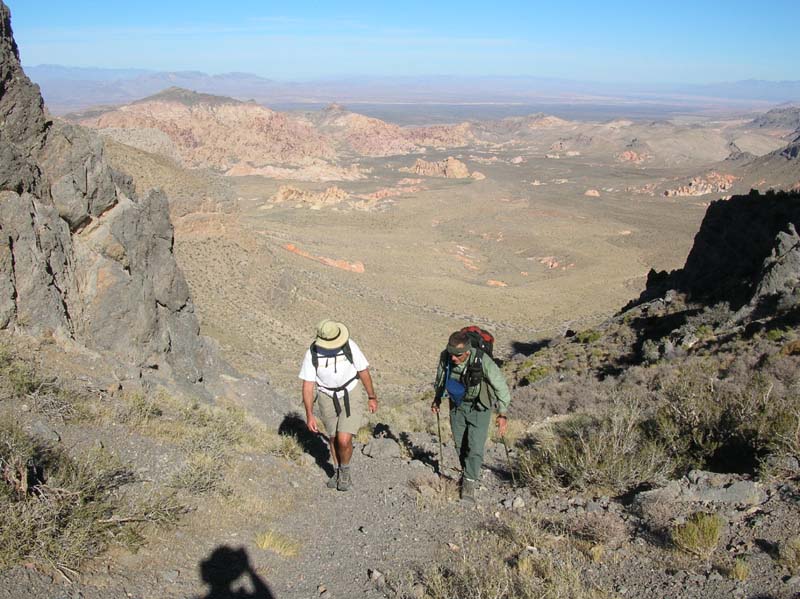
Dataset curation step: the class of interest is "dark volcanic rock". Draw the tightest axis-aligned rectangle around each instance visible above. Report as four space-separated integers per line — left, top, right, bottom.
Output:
782 142 800 160
0 0 204 382
633 191 800 312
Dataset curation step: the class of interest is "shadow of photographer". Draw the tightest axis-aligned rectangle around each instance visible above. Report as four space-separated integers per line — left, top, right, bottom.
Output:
195 545 275 599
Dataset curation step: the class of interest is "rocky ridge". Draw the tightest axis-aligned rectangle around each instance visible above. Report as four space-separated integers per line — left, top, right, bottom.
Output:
75 94 335 170
0 2 206 383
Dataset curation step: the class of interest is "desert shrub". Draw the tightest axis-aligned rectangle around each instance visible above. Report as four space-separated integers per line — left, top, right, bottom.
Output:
168 453 229 497
649 363 800 474
726 557 750 581
517 398 674 495
779 537 800 574
519 364 551 386
575 329 602 344
417 539 600 599
766 327 791 342
670 512 723 560
0 420 164 572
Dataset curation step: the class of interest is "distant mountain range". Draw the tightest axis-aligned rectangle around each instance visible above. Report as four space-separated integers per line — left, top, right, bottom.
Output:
25 64 800 116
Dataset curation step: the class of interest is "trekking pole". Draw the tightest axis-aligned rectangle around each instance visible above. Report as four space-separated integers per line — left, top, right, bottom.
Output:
501 435 517 488
436 411 445 478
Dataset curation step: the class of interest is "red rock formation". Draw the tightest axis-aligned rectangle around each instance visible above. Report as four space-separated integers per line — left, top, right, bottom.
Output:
78 99 335 170
616 150 651 164
663 172 738 197
401 156 472 178
283 244 365 273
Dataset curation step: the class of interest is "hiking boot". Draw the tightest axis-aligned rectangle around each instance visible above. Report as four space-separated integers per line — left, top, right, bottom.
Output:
461 478 476 504
326 471 338 489
337 466 352 492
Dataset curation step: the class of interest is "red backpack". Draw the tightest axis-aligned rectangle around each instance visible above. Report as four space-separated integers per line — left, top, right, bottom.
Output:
461 325 494 357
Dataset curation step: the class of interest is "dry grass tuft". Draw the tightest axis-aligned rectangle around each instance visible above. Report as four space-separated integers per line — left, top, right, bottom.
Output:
726 557 750 581
255 530 300 557
567 512 628 547
271 434 304 462
418 537 604 599
168 453 230 497
670 512 723 560
409 475 460 506
356 424 374 445
0 419 182 573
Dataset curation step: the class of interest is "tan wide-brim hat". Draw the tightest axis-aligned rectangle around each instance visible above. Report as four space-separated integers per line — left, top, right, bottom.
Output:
315 319 350 349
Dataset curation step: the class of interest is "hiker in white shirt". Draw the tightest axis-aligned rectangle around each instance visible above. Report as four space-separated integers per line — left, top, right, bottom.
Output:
299 319 377 491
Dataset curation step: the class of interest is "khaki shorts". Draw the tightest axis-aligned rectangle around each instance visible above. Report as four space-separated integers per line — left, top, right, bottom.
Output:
316 384 367 436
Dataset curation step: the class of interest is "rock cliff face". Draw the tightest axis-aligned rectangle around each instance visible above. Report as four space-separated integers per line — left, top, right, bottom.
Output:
636 191 800 312
0 2 204 382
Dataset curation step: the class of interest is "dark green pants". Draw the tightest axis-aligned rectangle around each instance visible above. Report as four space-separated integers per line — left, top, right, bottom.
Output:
450 401 492 481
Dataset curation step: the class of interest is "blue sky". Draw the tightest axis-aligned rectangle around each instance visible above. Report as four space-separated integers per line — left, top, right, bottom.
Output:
8 0 800 83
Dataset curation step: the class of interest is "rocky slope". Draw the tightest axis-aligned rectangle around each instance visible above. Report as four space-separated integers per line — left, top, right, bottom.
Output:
750 104 800 135
0 3 204 383
68 95 479 176
73 87 335 170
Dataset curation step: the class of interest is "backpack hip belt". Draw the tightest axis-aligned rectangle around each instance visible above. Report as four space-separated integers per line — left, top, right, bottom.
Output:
319 374 359 418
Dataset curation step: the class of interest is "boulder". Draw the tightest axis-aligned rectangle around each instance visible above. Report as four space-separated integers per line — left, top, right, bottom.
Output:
362 437 402 459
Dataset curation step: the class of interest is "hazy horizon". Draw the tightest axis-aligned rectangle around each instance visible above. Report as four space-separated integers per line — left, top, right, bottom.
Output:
9 0 800 84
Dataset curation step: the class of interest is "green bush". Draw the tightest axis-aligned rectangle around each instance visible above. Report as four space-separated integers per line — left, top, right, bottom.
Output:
575 329 602 344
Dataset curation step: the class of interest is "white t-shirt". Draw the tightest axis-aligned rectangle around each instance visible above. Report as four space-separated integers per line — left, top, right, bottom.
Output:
298 340 369 397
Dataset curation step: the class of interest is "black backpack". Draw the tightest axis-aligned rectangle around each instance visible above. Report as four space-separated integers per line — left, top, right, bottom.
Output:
310 341 357 417
310 340 354 369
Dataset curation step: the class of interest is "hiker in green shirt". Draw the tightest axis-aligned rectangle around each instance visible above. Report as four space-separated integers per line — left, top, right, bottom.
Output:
431 329 512 504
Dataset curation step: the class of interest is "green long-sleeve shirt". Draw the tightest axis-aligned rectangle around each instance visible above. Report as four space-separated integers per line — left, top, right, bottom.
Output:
434 350 512 414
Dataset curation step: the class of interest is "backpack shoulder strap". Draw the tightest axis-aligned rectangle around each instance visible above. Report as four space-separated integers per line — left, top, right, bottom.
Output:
341 340 354 365
310 342 319 370
463 348 485 387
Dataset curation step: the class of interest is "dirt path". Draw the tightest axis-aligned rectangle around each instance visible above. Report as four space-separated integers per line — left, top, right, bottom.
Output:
0 429 518 599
